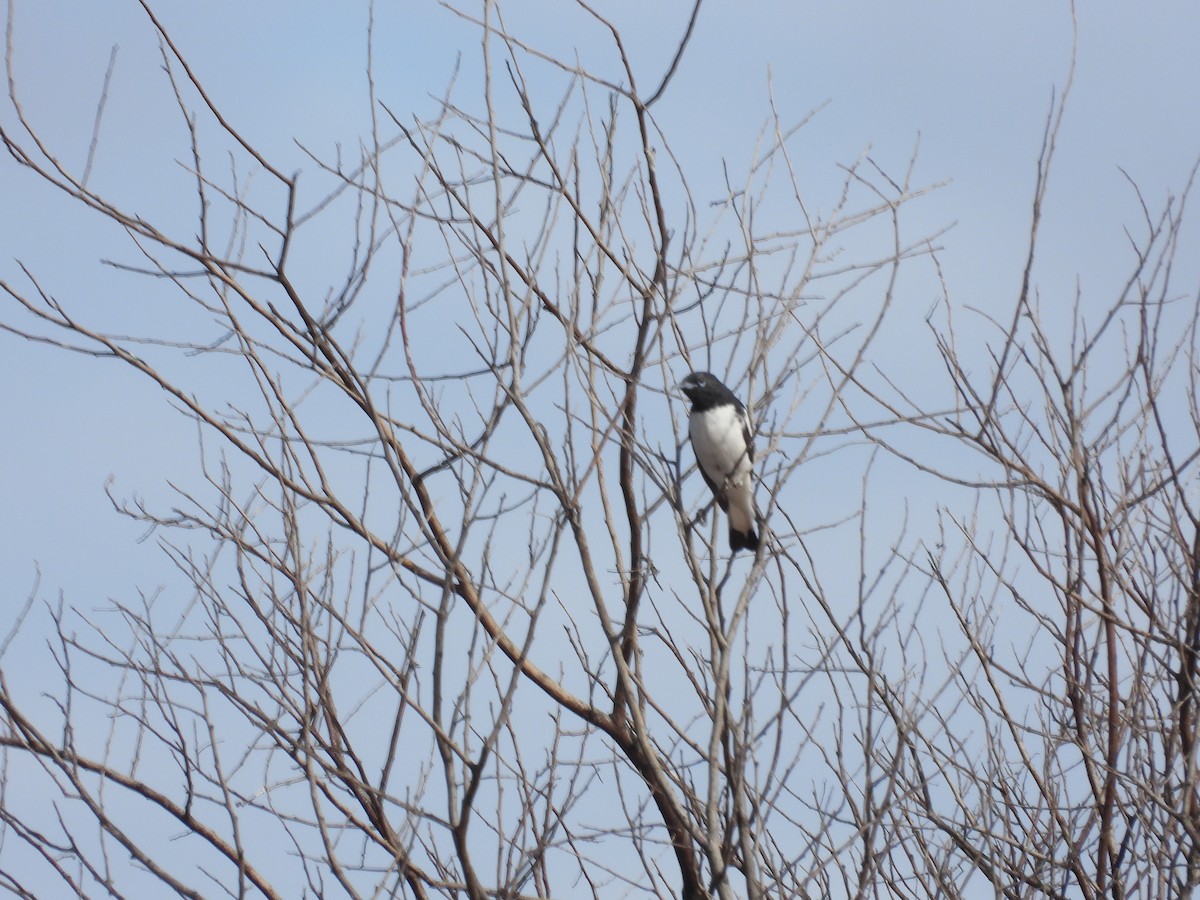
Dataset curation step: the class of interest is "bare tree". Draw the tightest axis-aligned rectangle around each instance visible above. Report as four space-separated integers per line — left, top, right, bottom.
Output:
2 2 1198 898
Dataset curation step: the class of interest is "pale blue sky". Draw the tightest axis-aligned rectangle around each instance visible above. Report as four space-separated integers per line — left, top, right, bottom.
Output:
6 2 1197 607
2 2 1199 892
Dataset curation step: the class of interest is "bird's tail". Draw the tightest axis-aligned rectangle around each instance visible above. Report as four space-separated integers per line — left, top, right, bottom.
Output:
729 524 760 553
727 493 760 552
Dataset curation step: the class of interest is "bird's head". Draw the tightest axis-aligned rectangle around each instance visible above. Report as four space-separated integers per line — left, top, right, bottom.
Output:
677 371 720 404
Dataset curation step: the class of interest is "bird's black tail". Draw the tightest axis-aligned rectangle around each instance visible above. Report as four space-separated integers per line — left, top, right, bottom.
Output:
729 526 760 553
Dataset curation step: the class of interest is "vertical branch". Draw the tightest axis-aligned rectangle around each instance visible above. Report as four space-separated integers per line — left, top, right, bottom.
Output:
1077 458 1122 893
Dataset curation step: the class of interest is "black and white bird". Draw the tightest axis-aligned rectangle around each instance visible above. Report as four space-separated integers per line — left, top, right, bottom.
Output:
678 371 760 553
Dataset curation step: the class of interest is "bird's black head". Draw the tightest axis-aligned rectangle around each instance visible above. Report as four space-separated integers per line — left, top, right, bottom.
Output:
678 371 737 410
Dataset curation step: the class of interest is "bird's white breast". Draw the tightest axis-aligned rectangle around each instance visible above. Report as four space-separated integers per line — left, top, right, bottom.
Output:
689 404 751 484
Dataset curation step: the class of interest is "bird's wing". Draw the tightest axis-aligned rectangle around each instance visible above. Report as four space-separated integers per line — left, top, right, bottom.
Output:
739 405 754 465
701 466 728 511
692 447 727 509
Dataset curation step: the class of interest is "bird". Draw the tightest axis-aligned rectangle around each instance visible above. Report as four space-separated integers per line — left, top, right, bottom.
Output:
678 371 760 553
